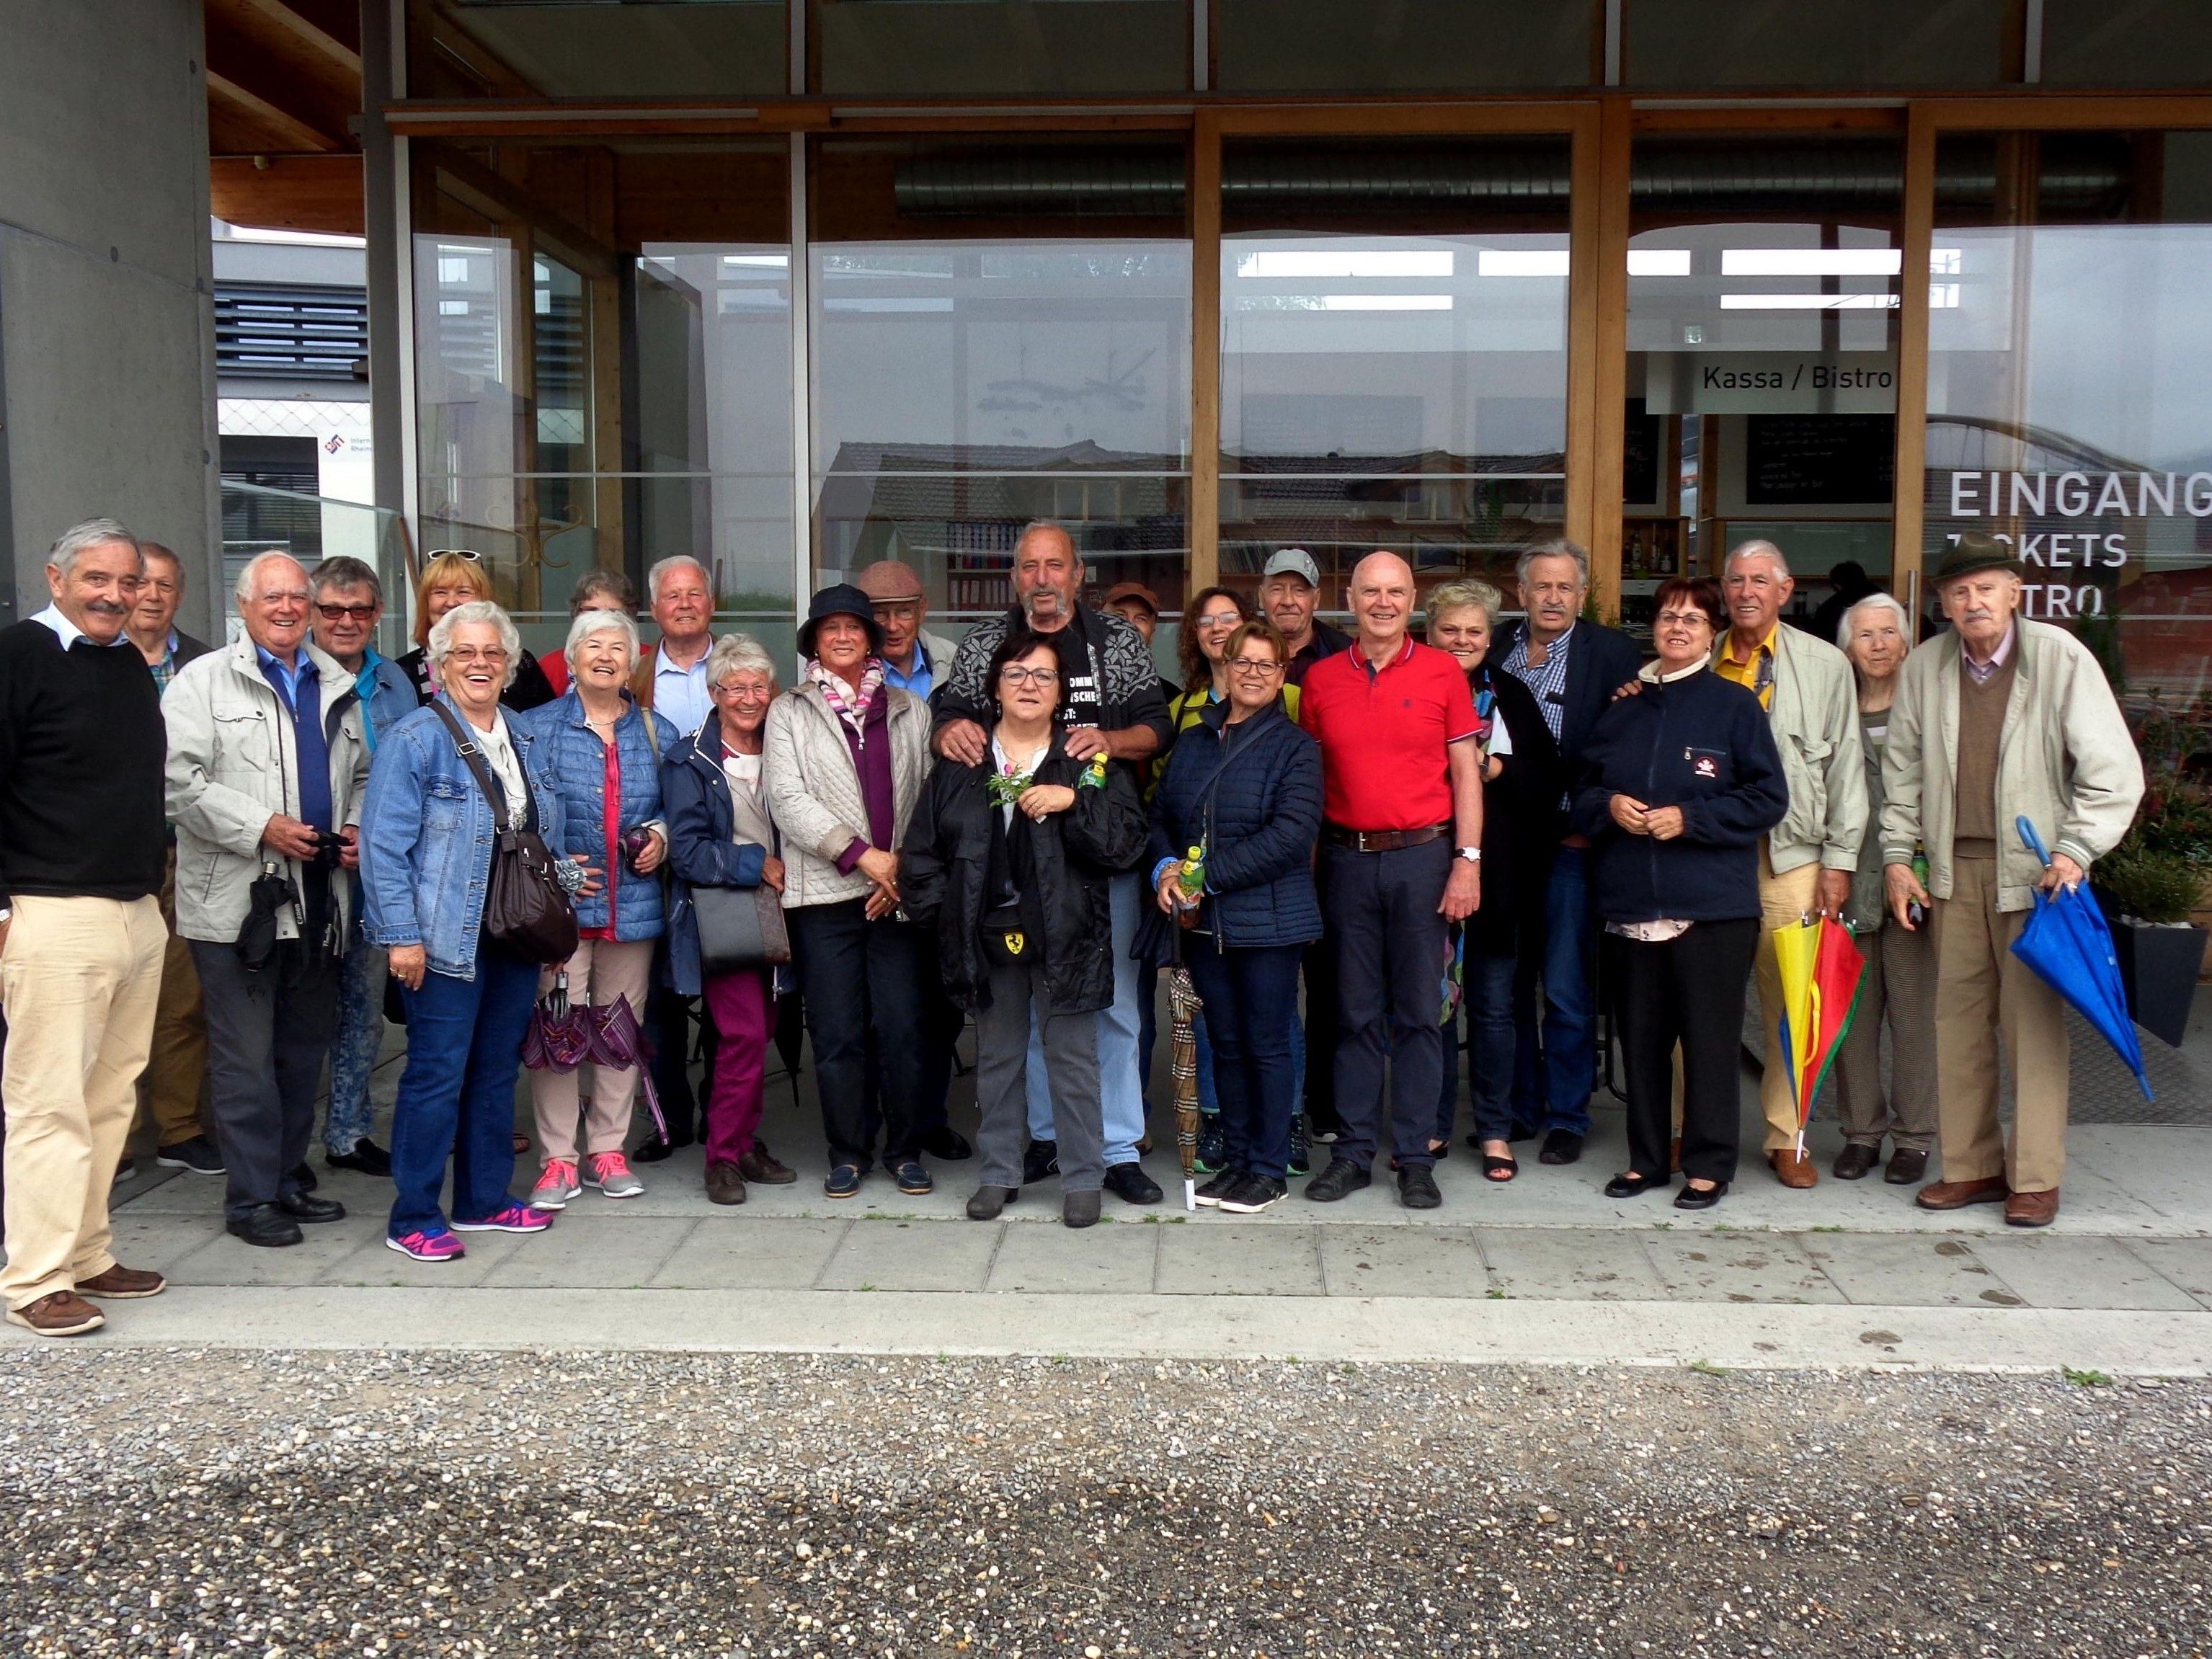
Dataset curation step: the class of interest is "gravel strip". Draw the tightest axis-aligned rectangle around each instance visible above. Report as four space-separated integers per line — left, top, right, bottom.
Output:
0 1350 2206 1656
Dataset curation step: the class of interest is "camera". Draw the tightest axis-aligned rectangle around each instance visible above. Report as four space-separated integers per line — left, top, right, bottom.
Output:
306 830 347 871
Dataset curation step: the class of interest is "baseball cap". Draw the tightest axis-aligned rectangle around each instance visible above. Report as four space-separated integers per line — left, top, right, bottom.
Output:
1101 581 1161 616
1262 548 1321 588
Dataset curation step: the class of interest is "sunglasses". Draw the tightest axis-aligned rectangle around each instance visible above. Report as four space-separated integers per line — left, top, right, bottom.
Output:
316 602 378 623
425 548 483 563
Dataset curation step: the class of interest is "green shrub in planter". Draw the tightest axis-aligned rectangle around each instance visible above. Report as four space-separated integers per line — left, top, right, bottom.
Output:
2097 848 2206 926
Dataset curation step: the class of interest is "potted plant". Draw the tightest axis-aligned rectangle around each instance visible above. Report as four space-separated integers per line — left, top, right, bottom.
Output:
2094 695 2212 1047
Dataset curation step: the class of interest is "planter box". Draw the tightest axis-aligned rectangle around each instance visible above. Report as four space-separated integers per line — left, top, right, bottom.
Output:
2103 906 2208 1049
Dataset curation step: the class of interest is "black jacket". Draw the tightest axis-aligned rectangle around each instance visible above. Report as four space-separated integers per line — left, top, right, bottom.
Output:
1147 699 1324 951
1569 669 1789 925
1285 618 1354 687
902 737 1148 1016
1492 616 1643 769
1466 662 1563 954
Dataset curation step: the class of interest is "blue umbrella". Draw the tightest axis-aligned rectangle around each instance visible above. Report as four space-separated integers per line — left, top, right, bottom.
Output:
2009 816 2154 1102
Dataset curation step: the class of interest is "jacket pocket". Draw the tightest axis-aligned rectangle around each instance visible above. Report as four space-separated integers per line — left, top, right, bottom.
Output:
212 708 272 773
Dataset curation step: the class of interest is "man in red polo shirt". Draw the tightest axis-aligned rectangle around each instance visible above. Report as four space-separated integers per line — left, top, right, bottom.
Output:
1299 551 1483 1209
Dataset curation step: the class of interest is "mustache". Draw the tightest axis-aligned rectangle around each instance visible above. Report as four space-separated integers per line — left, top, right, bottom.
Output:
84 600 133 618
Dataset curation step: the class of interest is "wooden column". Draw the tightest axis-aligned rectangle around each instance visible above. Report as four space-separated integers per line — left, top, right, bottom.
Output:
1567 97 1630 621
1891 104 1937 618
1189 111 1222 602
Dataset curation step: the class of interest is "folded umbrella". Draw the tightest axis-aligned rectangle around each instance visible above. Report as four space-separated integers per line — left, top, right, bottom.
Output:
584 992 670 1141
520 972 592 1073
1770 912 1867 1155
2009 815 2154 1102
1165 928 1204 1211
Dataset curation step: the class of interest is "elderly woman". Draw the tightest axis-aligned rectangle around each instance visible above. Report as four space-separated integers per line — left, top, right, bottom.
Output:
905 630 1147 1227
662 634 797 1205
1149 620 1322 1215
361 600 580 1260
395 550 555 711
1573 577 1787 1211
516 609 679 1211
765 583 933 1200
1424 579 1562 1180
1830 592 1937 1185
539 568 640 697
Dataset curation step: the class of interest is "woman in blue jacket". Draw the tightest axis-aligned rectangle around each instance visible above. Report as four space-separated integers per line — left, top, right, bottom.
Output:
515 609 680 1211
1150 620 1324 1215
1571 577 1787 1211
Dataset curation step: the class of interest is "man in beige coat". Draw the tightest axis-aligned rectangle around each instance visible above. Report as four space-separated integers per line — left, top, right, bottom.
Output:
1882 533 2144 1227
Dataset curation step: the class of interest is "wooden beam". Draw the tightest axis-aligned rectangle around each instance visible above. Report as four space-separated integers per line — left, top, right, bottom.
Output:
210 154 365 235
1569 97 1630 623
207 71 343 154
1891 104 1936 613
204 2 359 151
221 0 362 76
1188 112 1221 603
429 147 619 279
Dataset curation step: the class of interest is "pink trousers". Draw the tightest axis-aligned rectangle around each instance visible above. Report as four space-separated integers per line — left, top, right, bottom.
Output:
702 966 773 1165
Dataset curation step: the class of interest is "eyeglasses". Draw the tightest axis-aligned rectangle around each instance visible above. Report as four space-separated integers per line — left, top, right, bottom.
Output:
1194 610 1244 628
445 647 510 665
1654 610 1714 628
316 602 378 623
998 666 1060 687
426 548 483 563
713 681 775 699
1227 657 1284 677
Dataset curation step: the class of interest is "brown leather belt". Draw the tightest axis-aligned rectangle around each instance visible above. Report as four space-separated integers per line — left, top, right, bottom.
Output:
1323 823 1450 853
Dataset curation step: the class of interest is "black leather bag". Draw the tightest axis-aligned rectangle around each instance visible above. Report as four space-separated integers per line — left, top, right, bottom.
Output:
693 882 791 977
431 700 579 966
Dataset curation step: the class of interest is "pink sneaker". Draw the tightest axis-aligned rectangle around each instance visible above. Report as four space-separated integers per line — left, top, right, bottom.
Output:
385 1228 466 1262
530 1159 581 1211
451 1202 553 1234
584 1152 644 1199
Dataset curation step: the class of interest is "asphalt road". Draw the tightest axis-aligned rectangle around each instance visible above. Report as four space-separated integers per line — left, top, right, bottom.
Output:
0 1350 2206 1657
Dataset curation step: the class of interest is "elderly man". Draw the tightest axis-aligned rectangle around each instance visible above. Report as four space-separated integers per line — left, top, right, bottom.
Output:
1300 551 1483 1209
936 520 1173 1204
0 520 172 1335
631 555 718 739
310 556 414 1179
857 559 956 704
1261 548 1353 688
1715 539 1866 1188
1883 534 2143 1227
121 541 221 1178
166 551 370 1247
1493 539 1642 1164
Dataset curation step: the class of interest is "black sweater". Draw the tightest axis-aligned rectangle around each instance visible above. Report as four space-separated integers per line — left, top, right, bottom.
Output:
0 620 167 907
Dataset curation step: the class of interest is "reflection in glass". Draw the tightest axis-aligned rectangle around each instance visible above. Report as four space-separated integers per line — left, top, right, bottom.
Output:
1216 0 1596 91
410 1 789 99
415 230 523 575
813 0 1185 95
1627 0 2007 87
2042 1 2212 86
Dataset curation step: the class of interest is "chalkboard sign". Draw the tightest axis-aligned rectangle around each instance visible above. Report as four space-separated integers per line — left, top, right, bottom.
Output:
1623 400 1661 507
1745 415 1895 507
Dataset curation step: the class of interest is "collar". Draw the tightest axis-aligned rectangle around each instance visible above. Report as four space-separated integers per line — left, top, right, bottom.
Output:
1640 658 1708 685
1720 622 1780 668
1521 619 1575 655
30 605 132 649
255 640 308 679
655 638 712 676
1356 634 1416 677
1960 622 2017 674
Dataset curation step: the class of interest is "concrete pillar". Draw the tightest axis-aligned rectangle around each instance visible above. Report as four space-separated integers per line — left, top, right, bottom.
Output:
0 0 220 636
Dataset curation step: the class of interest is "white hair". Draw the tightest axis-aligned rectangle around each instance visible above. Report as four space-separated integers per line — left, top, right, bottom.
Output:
564 605 641 667
1013 520 1079 565
647 555 711 605
708 632 780 689
1836 591 1914 652
1516 537 1589 589
428 599 522 690
48 517 140 579
234 549 309 606
1726 538 1791 577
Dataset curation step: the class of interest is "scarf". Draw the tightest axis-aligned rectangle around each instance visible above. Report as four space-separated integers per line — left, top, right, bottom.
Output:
807 657 886 737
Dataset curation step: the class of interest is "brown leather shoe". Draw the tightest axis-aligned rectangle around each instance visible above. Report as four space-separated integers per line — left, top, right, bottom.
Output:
704 1161 747 1206
1884 1147 1930 1185
1916 1175 2009 1211
2005 1187 2061 1227
739 1141 796 1186
1769 1149 1817 1188
76 1264 166 1299
6 1291 105 1337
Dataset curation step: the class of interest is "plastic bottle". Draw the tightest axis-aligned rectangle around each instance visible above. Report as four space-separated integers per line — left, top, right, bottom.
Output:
1909 849 1930 928
1177 844 1206 929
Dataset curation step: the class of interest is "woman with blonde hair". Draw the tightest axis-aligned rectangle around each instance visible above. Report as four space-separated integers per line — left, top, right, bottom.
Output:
395 550 555 711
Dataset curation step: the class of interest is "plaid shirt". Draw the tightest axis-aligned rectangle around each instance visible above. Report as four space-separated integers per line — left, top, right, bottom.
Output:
1502 621 1573 744
145 631 180 694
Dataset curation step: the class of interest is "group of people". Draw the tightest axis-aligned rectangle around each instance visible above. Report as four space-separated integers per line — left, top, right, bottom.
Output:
0 511 2144 1335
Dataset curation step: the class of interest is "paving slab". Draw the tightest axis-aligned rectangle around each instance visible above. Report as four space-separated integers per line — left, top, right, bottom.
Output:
1316 1226 1488 1298
1797 1233 2019 1308
316 1226 530 1289
102 1212 236 1278
1473 1227 1670 1302
816 1217 1001 1292
479 1217 696 1289
1967 1235 2207 1312
1640 1232 1847 1304
985 1222 1159 1294
163 1217 380 1288
2126 1239 2212 1310
1156 1222 1323 1296
647 1217 850 1290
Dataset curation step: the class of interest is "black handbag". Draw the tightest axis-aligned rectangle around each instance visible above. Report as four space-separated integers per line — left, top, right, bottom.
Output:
431 700 579 966
693 881 791 977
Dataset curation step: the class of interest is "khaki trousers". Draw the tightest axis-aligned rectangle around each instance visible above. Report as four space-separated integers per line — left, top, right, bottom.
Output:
0 894 166 1309
1931 855 2070 1192
136 845 208 1148
529 936 656 1162
1753 848 1824 1153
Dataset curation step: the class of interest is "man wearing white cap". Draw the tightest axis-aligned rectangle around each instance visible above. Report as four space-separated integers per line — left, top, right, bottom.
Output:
1261 549 1352 687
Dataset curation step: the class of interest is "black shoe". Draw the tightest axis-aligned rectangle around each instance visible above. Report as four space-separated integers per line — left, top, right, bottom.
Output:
1102 1162 1163 1206
1674 1180 1729 1211
155 1136 225 1176
277 1193 347 1224
921 1125 973 1161
1062 1188 1102 1229
890 1160 934 1196
1398 1165 1442 1209
1194 1116 1228 1174
1304 1157 1372 1204
632 1129 696 1166
1604 1172 1666 1199
289 1161 319 1193
966 1185 1018 1221
1287 1115 1312 1179
1021 1139 1060 1185
1832 1143 1880 1181
825 1163 864 1198
1192 1170 1240 1208
1538 1130 1584 1166
226 1204 304 1248
1220 1174 1287 1215
327 1138 391 1178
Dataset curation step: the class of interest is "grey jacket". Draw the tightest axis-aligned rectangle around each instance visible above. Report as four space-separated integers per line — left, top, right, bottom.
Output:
163 636 370 945
1880 618 2144 914
763 680 930 909
1719 623 1867 876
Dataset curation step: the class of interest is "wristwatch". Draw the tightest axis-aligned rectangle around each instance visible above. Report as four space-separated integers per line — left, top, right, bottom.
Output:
1454 846 1482 863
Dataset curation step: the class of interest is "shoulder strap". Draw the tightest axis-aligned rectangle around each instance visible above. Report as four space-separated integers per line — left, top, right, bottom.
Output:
430 697 515 834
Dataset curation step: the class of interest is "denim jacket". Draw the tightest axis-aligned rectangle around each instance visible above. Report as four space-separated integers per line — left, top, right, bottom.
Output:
515 689 679 942
359 702 568 980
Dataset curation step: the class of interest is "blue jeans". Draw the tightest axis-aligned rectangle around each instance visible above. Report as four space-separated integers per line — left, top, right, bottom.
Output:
324 931 385 1155
387 934 539 1238
1186 943 1304 1178
1511 845 1596 1137
1439 947 1519 1145
1026 871 1146 1165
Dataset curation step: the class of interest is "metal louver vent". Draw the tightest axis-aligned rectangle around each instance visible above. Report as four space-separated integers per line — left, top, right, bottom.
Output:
215 281 370 382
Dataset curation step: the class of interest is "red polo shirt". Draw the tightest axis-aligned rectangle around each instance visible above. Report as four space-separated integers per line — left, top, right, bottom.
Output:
1299 636 1478 831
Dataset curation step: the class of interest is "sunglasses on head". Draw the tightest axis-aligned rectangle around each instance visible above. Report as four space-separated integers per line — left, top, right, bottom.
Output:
426 548 483 564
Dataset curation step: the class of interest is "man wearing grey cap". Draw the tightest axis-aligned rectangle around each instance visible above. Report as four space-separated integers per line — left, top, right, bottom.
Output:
856 560 956 706
1261 549 1352 687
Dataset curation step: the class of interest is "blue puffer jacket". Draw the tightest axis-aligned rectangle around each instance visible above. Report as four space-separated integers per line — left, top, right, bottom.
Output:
359 703 567 982
516 690 680 942
1147 699 1324 950
659 721 770 997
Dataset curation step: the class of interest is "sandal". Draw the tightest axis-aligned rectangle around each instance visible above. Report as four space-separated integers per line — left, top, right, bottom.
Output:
1428 1139 1452 1160
1483 1153 1519 1183
511 1133 530 1155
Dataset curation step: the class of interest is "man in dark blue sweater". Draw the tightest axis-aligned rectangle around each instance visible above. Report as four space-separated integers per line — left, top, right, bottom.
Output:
0 519 172 1337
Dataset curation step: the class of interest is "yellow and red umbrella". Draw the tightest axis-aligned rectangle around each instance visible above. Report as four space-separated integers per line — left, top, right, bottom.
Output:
1771 914 1867 1154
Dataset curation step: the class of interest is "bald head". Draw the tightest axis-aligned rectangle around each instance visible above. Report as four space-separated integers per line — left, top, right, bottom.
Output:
1346 551 1416 658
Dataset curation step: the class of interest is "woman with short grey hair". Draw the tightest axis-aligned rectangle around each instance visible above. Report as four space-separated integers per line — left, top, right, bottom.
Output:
1829 591 1937 1186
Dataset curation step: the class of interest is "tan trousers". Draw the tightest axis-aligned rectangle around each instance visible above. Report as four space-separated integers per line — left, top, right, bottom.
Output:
1931 855 2070 1192
529 936 655 1162
1753 848 1824 1153
1832 919 1937 1152
0 894 166 1309
136 845 208 1148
